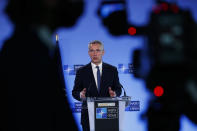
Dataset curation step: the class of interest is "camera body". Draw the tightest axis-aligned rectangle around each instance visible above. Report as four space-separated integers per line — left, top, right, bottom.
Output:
134 2 196 84
97 0 129 35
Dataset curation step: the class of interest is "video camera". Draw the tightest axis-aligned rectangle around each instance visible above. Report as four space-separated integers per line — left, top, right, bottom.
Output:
97 0 129 35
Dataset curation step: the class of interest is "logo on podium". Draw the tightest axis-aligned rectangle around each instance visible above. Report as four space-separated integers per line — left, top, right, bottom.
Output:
96 108 107 119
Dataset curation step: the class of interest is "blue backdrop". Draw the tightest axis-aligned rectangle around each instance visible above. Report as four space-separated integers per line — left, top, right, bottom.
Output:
1 0 197 131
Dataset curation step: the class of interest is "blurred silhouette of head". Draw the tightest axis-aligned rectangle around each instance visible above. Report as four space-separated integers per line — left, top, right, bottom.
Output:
5 0 84 31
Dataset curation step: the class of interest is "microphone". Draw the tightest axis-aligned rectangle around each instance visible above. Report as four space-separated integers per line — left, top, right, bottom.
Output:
120 84 127 97
119 84 131 107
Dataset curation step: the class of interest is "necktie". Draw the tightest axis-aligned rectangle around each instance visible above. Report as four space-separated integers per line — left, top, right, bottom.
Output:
96 66 101 92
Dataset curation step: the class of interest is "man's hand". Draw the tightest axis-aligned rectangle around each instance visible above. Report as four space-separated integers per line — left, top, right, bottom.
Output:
80 88 86 99
109 87 116 97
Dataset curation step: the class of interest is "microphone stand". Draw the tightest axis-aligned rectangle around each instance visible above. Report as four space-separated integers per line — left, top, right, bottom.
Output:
120 84 131 107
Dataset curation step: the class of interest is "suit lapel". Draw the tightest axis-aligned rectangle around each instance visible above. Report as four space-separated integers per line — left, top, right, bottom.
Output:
100 63 109 96
87 63 96 87
100 63 105 88
86 63 99 95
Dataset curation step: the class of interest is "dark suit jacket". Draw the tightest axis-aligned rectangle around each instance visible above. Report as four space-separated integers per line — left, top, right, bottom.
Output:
72 62 122 126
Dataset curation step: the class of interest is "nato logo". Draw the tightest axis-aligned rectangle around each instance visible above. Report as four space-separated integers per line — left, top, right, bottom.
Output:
118 64 135 74
63 65 84 75
125 101 140 111
96 108 107 119
64 64 135 75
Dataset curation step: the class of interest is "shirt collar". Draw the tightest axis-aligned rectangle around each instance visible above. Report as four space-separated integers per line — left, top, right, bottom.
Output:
91 62 102 69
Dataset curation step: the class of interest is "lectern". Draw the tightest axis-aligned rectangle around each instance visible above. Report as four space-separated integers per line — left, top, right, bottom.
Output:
87 96 131 131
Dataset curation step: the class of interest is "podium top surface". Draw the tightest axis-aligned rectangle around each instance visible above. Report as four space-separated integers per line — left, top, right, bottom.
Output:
85 96 131 102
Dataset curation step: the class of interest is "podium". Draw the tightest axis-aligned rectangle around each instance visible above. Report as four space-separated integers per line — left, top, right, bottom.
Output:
87 96 131 131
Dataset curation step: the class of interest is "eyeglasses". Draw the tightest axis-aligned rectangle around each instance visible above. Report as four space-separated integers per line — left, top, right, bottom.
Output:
89 49 103 53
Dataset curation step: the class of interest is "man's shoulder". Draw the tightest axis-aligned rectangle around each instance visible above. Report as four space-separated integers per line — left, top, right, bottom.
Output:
103 62 117 70
77 63 91 72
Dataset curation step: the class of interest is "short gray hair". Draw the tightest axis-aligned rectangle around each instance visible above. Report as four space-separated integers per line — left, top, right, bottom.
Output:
88 40 104 51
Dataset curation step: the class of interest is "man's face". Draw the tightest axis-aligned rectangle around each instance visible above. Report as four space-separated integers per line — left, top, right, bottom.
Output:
88 44 104 65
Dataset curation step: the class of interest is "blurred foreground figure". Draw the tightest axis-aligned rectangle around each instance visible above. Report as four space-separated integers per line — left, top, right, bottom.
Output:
0 0 83 130
133 2 197 131
97 0 197 130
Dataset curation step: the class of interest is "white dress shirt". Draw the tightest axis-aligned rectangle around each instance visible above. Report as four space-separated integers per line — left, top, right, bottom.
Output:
91 62 102 89
80 62 103 98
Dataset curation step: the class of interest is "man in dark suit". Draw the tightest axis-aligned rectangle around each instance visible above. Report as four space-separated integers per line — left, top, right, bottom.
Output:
72 40 122 131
